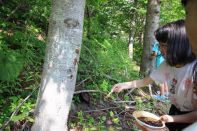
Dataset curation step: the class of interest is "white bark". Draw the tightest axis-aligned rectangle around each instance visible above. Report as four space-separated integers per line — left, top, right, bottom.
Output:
128 35 134 60
31 0 86 131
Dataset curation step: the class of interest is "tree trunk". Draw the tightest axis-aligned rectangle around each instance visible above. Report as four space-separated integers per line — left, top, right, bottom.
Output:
31 0 86 131
128 31 134 61
128 0 137 61
140 0 160 76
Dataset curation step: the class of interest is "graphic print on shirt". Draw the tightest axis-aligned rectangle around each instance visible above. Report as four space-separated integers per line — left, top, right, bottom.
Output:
170 78 177 94
184 78 193 97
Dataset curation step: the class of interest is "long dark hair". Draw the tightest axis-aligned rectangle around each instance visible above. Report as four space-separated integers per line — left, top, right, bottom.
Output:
155 19 196 66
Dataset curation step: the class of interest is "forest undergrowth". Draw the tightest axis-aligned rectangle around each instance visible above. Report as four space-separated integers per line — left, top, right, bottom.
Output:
68 87 170 131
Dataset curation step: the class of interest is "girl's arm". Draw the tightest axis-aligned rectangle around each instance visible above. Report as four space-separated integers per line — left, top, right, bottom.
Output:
160 111 197 123
111 77 153 93
161 89 197 123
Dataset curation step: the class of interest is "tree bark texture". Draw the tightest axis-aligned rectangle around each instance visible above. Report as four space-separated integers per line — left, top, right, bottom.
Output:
31 0 86 131
140 0 160 76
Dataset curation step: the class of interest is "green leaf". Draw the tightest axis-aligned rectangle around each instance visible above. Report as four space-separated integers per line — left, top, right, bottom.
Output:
112 118 119 124
11 113 26 122
101 116 106 121
109 111 114 117
124 96 129 101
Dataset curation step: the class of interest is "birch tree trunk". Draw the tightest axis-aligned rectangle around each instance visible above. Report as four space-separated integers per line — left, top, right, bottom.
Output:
128 0 137 61
31 0 86 130
128 30 134 61
140 0 160 76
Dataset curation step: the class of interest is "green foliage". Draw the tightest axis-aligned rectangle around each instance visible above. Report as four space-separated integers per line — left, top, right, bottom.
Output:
9 97 34 122
0 50 23 81
160 0 185 24
135 97 143 110
80 0 185 93
133 41 143 65
112 117 119 124
0 0 48 128
0 0 47 81
100 80 109 92
0 28 45 81
78 37 140 94
86 114 95 126
77 111 84 124
135 95 157 112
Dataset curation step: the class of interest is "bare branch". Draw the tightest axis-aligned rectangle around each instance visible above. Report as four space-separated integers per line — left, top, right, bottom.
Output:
74 90 104 94
84 106 120 113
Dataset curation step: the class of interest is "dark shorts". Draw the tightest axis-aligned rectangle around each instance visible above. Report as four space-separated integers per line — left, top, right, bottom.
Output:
166 105 192 131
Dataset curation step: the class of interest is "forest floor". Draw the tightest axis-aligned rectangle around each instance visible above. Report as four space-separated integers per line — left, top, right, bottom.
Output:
68 88 170 131
2 87 170 131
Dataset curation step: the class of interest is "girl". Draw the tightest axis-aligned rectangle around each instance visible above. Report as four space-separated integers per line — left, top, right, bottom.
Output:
111 20 197 130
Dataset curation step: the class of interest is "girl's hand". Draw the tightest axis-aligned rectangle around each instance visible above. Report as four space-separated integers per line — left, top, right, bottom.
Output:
111 82 131 93
160 115 174 123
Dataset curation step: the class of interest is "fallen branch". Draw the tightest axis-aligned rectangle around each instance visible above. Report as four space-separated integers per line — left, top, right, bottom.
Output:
75 77 91 88
114 100 135 104
74 89 104 94
84 106 120 113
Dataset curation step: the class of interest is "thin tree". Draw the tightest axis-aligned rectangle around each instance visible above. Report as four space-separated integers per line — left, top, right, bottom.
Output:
128 0 137 61
31 0 86 130
140 0 160 76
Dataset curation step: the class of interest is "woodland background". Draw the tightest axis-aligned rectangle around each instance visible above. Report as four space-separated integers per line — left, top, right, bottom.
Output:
0 0 185 130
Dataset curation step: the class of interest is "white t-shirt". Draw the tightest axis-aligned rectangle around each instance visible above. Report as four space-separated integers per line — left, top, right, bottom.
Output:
150 60 197 111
